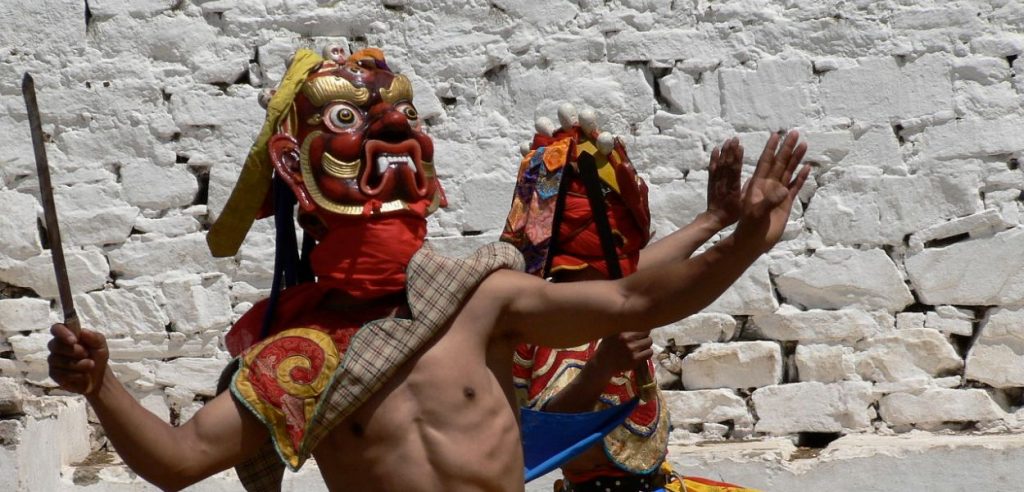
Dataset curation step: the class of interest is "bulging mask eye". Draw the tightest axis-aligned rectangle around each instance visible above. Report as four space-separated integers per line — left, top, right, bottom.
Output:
396 102 419 124
324 103 365 132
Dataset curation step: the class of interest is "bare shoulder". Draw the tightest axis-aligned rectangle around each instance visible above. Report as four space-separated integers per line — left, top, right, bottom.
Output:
457 268 545 336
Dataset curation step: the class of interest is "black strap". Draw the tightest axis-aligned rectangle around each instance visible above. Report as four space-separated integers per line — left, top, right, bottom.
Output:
576 152 623 280
541 162 572 279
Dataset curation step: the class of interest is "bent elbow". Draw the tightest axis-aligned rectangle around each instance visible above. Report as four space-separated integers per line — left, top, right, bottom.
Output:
138 461 204 492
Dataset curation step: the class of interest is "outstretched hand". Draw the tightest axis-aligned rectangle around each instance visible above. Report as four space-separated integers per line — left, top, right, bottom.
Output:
705 137 744 229
734 130 811 253
48 323 109 396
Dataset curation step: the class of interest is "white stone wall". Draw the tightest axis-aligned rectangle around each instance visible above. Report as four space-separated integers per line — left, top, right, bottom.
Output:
3 0 1024 489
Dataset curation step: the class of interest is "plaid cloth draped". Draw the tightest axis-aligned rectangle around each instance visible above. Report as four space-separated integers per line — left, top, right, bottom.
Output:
219 242 525 491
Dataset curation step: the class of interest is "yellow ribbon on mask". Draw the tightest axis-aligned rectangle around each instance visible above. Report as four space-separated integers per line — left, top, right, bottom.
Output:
206 48 324 257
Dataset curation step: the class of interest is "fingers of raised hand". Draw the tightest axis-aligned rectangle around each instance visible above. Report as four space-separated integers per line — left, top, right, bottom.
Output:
722 137 739 167
772 130 801 180
782 141 808 184
754 132 781 179
787 164 813 201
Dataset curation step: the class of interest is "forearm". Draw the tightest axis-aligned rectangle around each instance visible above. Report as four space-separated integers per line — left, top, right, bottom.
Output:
512 232 762 349
86 369 197 490
540 357 616 413
622 232 761 329
637 212 724 270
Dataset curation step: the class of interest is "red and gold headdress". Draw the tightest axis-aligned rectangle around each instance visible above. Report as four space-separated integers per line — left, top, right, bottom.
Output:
501 104 651 278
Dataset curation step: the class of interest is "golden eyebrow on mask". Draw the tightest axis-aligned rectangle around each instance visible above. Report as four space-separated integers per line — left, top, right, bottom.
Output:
380 74 413 104
302 75 371 107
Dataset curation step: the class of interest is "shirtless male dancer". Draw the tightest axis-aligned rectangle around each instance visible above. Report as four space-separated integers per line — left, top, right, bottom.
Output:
46 47 809 491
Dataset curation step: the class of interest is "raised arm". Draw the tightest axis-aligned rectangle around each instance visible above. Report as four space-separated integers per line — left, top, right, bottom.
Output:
637 137 744 270
48 323 266 490
494 131 809 349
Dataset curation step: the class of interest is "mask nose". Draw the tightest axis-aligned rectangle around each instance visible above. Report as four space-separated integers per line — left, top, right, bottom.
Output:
368 109 412 142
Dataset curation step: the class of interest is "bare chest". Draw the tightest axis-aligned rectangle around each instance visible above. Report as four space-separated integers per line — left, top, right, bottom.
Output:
312 326 523 491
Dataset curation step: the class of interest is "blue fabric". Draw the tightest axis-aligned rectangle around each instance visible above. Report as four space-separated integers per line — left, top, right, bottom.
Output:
521 399 639 483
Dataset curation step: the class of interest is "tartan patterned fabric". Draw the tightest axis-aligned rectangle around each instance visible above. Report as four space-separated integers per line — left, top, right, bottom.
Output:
227 242 525 491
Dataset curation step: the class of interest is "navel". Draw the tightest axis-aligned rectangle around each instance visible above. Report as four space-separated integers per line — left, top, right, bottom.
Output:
350 421 365 437
463 386 476 399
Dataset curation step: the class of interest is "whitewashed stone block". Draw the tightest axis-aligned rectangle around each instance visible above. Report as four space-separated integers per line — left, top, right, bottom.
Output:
461 173 518 233
820 55 953 122
805 174 982 246
704 256 779 316
966 308 1024 388
75 287 168 337
896 312 926 330
0 0 85 51
86 0 179 18
720 57 816 130
956 82 1022 119
0 248 108 299
234 222 276 289
750 305 887 344
905 228 1024 305
648 177 709 231
121 162 199 210
0 190 42 262
907 209 1012 252
607 29 714 63
0 298 51 334
950 57 1007 85
0 377 27 415
753 382 875 434
8 333 50 374
795 344 858 383
924 306 974 337
879 389 1006 426
505 62 655 132
800 131 853 169
652 313 737 347
106 331 221 361
54 182 139 248
919 116 1024 160
154 357 229 397
971 33 1024 57
662 389 751 427
774 248 913 312
107 233 224 279
161 274 233 335
840 125 904 174
134 214 202 237
0 396 90 491
659 71 697 114
854 329 963 383
110 361 155 387
631 133 706 175
680 341 782 390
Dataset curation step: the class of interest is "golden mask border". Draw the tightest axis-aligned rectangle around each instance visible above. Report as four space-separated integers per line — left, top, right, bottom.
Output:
299 131 410 215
